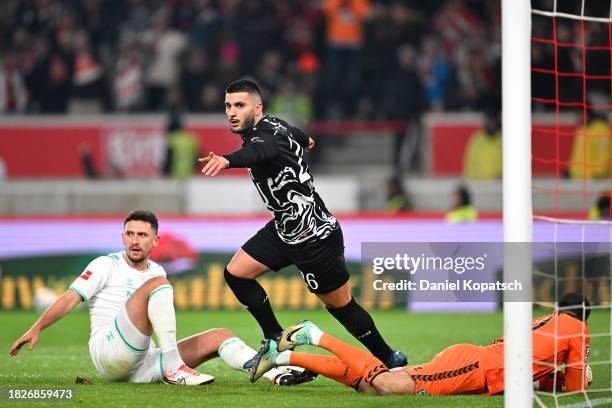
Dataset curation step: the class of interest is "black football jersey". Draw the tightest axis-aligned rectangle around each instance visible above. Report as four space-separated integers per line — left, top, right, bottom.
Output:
224 116 338 245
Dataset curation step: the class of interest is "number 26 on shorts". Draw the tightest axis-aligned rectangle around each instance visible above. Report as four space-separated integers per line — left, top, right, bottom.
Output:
299 271 319 290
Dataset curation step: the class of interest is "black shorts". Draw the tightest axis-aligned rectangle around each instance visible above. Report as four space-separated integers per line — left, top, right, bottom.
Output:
241 220 349 294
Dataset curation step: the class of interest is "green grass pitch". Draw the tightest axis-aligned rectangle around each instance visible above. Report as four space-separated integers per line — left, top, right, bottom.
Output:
1 310 611 407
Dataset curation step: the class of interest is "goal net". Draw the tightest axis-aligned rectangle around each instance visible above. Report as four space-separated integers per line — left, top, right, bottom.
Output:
506 0 612 407
530 219 612 408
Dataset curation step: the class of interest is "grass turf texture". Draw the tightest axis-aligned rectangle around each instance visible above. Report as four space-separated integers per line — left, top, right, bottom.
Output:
1 310 610 408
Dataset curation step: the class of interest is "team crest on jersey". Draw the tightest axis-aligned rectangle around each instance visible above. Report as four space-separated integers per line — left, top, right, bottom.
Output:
80 270 94 280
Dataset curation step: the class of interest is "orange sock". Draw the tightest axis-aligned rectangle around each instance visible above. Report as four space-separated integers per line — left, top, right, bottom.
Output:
318 333 389 385
289 352 363 388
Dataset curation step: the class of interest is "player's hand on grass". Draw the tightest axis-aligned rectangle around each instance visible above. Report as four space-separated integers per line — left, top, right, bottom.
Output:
9 328 40 356
199 152 229 176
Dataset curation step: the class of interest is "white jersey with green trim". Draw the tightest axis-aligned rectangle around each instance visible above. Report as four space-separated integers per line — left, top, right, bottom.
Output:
69 251 166 339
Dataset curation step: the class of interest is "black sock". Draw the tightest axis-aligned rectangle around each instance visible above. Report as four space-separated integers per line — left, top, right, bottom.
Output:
224 268 283 339
326 297 393 363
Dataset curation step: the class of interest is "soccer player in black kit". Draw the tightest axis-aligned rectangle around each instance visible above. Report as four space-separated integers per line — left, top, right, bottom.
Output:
199 79 407 373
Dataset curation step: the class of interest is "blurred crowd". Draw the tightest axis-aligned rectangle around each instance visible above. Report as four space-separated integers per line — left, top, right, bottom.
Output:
531 1 612 113
0 0 503 121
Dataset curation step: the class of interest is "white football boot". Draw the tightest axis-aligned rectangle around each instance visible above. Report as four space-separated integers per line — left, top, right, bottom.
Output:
163 364 214 385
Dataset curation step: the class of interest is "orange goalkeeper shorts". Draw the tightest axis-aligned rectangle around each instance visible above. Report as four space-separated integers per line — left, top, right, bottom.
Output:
405 343 487 395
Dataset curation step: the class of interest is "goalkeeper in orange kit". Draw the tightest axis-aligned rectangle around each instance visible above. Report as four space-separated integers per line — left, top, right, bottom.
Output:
249 292 591 396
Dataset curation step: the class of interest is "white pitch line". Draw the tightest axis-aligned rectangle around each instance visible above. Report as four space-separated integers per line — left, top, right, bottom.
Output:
559 397 612 408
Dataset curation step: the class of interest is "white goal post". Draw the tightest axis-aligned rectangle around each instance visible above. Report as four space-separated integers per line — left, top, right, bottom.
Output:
502 0 533 406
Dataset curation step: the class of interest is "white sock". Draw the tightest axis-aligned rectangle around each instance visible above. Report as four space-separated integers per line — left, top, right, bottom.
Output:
218 337 282 382
275 350 292 366
310 327 324 346
148 284 182 373
218 337 255 371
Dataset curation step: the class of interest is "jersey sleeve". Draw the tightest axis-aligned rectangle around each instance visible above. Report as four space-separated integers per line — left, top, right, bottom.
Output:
223 131 278 168
68 256 111 302
150 262 167 278
565 326 590 391
290 126 310 148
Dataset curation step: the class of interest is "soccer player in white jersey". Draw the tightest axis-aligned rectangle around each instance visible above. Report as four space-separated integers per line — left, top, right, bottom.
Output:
9 210 290 385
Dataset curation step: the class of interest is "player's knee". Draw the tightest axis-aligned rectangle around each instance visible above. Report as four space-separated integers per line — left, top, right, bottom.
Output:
211 327 235 340
375 381 398 396
374 381 399 396
147 276 170 290
319 283 352 309
224 266 251 283
226 252 245 277
373 372 414 396
322 295 351 309
200 328 235 350
226 249 269 279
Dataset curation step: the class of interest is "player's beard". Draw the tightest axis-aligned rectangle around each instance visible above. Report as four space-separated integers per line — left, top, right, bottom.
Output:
126 248 148 266
233 111 256 134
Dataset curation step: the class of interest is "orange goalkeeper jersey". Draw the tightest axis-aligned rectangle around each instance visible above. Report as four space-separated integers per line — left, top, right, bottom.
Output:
483 313 590 394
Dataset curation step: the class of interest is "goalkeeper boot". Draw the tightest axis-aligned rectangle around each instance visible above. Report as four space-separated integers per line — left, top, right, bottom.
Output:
278 320 321 351
273 367 319 386
249 339 279 383
163 363 215 385
385 350 408 369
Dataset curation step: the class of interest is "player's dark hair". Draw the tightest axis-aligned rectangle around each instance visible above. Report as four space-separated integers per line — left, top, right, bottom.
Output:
225 79 262 98
558 292 591 322
124 210 159 234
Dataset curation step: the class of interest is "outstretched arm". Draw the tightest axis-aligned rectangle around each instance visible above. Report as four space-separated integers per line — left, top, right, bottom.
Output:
199 152 230 176
200 132 278 175
223 133 278 168
9 289 82 356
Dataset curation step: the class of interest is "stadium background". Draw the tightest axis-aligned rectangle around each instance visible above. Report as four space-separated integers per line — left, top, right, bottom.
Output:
0 1 610 407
